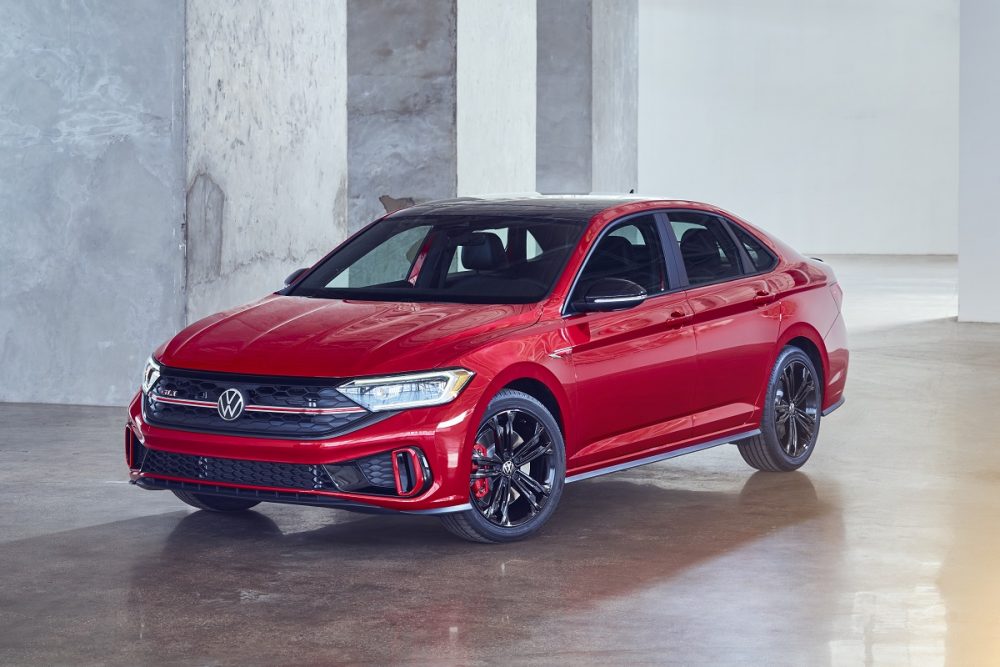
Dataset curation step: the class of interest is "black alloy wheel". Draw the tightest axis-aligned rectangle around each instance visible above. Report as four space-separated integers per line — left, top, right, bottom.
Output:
737 346 822 472
439 389 565 542
774 358 820 458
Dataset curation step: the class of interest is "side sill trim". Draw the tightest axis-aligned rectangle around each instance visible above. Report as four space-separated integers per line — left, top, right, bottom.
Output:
404 503 473 515
822 396 845 417
565 428 761 484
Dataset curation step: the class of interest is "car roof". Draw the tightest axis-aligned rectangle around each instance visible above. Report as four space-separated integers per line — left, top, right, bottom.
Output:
390 194 685 223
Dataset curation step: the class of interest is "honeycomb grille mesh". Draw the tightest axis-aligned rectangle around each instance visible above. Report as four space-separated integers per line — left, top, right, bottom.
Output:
141 448 335 491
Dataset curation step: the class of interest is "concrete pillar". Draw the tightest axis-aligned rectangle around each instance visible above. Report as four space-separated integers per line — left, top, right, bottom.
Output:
959 0 1000 323
184 0 349 323
536 0 593 194
347 0 457 233
536 0 637 194
591 0 638 193
348 0 537 220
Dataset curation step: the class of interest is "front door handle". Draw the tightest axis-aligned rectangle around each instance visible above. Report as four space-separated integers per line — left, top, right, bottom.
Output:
753 289 776 305
669 309 692 321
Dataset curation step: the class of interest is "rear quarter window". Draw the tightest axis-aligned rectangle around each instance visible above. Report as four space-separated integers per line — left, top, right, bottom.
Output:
731 224 778 273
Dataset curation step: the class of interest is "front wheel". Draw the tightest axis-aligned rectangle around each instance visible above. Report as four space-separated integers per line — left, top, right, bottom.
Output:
439 389 565 543
737 346 822 472
172 490 260 512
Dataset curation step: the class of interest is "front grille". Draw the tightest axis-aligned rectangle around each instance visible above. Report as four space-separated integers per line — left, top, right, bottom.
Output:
143 366 374 439
141 446 335 490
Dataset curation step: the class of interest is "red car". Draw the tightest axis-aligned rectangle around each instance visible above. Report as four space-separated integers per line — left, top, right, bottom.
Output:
127 197 848 542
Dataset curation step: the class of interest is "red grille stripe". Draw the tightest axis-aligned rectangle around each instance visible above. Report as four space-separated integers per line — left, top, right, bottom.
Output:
149 394 365 415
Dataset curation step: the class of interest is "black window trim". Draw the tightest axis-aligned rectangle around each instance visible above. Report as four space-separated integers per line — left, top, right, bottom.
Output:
561 210 684 317
721 215 779 277
661 209 778 290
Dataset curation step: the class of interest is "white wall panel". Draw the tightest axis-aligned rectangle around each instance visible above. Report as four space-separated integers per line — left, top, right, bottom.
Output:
638 0 959 254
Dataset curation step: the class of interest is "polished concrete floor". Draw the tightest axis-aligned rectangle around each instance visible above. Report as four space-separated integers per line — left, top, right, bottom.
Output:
1 256 998 665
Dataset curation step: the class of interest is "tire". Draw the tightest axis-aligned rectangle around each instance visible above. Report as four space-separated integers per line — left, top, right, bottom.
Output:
737 346 822 472
171 490 261 512
439 389 566 543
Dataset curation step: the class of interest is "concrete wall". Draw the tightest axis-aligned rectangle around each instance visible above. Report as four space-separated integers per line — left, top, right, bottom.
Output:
0 0 186 406
536 0 592 194
958 0 1000 322
347 0 457 233
185 0 348 322
536 0 637 195
456 0 537 195
592 0 638 193
637 0 959 254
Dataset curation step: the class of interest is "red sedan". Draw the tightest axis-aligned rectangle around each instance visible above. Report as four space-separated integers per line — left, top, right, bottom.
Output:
127 196 848 542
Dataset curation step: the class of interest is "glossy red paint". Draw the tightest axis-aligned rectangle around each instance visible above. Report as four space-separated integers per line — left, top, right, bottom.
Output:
128 197 848 514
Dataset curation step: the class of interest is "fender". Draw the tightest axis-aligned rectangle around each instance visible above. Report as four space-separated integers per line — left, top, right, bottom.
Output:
458 341 575 463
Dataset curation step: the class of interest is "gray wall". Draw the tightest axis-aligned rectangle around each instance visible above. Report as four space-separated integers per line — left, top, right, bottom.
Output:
537 0 592 194
536 0 637 194
592 0 638 193
185 0 349 323
0 0 186 406
347 0 457 232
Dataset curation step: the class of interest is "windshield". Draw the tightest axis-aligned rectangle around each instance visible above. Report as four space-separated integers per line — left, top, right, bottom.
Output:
290 215 585 304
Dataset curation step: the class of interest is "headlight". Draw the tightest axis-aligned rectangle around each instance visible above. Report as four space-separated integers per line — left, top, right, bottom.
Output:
141 357 161 394
336 369 474 412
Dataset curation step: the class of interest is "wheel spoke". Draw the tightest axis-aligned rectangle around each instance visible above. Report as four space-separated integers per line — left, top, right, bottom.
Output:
486 476 509 520
793 378 815 405
783 365 795 398
511 476 540 512
499 478 513 525
502 411 517 455
516 470 549 497
794 410 814 437
787 411 798 454
514 438 551 466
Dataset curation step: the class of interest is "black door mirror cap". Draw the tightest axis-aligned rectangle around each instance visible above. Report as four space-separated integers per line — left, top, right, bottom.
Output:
574 278 648 313
284 267 309 287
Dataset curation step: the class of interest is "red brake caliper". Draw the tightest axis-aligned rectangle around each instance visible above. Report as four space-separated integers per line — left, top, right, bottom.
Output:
471 444 490 500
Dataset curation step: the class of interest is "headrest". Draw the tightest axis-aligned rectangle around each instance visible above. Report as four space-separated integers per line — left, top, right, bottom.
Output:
460 232 508 271
588 235 633 272
680 228 719 256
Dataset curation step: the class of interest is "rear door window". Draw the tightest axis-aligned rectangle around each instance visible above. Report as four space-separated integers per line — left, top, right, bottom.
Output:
667 212 743 286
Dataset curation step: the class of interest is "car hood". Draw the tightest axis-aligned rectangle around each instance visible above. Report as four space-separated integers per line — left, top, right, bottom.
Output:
157 295 539 378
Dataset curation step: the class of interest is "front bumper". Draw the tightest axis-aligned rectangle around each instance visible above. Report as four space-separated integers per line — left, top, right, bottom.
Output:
126 388 479 514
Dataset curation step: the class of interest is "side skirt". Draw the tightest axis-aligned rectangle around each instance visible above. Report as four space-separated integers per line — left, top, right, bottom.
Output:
565 428 761 484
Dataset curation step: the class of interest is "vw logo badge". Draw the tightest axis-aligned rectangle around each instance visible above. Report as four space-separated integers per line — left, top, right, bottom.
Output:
502 460 515 476
217 388 245 421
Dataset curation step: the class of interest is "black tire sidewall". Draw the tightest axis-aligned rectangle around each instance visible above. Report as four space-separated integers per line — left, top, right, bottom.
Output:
457 389 566 542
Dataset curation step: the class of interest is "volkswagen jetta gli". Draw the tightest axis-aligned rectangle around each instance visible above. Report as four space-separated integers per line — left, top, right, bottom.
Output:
127 196 848 542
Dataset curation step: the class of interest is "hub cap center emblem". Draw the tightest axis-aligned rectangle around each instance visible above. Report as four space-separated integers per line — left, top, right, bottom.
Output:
218 388 245 421
502 460 515 476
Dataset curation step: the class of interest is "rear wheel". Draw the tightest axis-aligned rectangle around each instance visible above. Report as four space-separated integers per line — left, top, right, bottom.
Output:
738 346 822 472
171 490 260 512
439 389 565 543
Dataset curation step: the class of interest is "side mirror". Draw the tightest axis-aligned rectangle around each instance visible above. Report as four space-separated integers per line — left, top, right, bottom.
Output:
573 278 647 313
284 268 308 287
